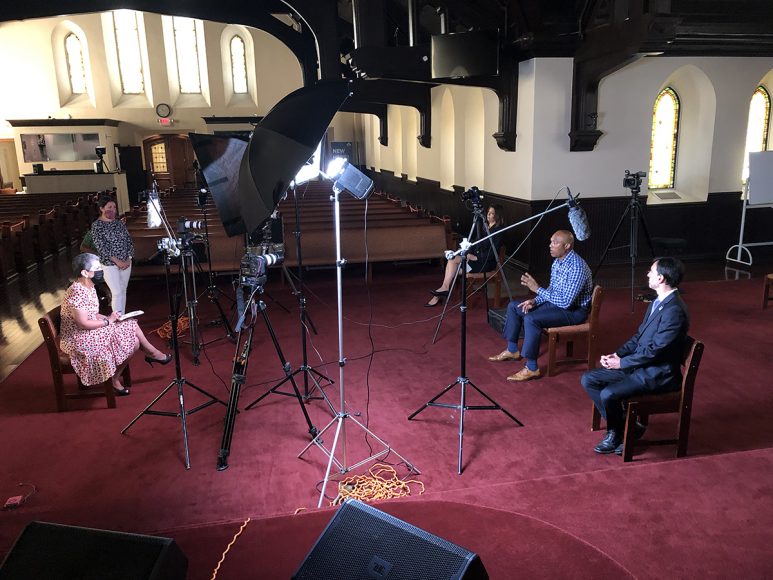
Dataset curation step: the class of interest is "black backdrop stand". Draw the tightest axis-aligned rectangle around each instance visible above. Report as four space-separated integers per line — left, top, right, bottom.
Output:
122 250 228 469
246 183 334 411
409 247 523 474
593 184 656 311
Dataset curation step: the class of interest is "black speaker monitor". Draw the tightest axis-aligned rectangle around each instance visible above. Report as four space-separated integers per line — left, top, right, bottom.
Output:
0 521 188 580
293 499 488 580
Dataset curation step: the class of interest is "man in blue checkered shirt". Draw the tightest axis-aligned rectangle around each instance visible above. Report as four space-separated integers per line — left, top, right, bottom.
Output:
488 230 593 381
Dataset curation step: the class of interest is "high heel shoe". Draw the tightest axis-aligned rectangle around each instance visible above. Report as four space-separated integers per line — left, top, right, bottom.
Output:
113 385 130 396
430 289 449 297
424 297 443 308
145 353 173 367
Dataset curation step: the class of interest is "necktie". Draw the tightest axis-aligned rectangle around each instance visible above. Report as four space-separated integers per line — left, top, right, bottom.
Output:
649 298 661 318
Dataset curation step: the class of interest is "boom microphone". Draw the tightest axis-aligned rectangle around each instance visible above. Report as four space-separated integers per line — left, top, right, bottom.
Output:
567 188 591 241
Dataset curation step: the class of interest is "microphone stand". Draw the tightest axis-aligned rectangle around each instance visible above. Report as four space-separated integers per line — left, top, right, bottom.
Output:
410 237 523 474
432 201 513 343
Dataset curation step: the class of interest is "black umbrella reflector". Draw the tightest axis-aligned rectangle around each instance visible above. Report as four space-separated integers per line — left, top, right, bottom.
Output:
189 132 249 237
237 80 351 234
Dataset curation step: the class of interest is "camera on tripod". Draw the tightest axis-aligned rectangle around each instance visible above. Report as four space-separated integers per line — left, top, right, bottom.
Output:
461 186 483 204
623 170 646 191
239 248 283 290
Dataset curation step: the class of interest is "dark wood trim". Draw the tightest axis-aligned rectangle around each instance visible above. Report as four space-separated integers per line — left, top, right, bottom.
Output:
201 116 263 125
7 119 121 127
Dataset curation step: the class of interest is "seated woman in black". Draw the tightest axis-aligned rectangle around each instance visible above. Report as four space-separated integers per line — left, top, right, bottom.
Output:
426 205 504 307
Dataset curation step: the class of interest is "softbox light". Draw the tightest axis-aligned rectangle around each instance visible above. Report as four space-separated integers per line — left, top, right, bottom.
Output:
237 80 352 234
189 133 249 237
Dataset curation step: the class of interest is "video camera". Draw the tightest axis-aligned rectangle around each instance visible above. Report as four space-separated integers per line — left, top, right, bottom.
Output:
623 170 646 191
239 249 283 290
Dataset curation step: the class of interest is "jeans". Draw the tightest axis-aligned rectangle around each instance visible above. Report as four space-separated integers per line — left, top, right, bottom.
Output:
502 301 588 361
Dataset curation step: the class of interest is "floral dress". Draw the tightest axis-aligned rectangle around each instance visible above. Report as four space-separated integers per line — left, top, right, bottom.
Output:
60 281 139 386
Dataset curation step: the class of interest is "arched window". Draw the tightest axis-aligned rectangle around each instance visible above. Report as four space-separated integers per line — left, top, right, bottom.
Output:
230 35 248 94
742 85 771 183
172 16 202 94
65 33 87 95
113 10 144 94
648 87 680 190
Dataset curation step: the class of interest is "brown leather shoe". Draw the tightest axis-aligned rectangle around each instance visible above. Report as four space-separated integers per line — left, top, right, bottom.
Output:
507 367 541 381
488 349 521 362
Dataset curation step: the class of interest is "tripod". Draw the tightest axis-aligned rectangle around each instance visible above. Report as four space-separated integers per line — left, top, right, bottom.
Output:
432 199 513 344
177 235 205 366
297 187 418 508
245 183 334 411
216 282 319 471
593 181 655 311
192 178 236 343
122 249 228 469
410 242 522 474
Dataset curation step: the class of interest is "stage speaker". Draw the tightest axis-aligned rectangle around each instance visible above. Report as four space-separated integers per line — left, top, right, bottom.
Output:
293 499 488 580
0 521 187 580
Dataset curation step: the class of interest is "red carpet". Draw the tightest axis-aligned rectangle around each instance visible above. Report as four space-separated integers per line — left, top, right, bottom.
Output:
1 267 772 577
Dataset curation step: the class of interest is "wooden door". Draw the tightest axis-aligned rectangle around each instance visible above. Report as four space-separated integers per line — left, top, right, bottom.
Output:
142 135 196 191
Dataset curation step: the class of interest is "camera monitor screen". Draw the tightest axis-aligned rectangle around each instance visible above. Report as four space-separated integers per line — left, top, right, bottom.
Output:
431 30 499 80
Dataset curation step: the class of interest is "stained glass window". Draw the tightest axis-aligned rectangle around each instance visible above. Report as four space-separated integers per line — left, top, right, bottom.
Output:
151 143 168 173
648 88 680 190
113 10 144 94
230 35 248 94
742 85 771 184
65 33 87 95
172 16 202 94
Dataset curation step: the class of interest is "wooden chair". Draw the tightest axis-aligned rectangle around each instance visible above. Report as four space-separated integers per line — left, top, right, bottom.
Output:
544 285 604 377
466 245 506 309
591 336 704 462
38 305 130 412
763 273 773 309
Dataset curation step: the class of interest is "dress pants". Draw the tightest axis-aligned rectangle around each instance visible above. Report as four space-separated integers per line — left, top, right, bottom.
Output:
103 263 132 313
580 368 647 431
502 301 588 361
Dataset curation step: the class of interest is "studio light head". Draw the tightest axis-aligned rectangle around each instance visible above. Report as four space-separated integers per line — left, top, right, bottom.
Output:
328 158 374 200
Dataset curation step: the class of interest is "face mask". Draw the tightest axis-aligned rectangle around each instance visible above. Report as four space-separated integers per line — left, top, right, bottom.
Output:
92 270 104 283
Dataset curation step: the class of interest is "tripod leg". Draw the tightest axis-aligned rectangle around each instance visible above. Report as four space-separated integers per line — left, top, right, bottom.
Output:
408 381 459 419
593 203 632 277
217 326 252 471
256 302 318 437
458 379 466 474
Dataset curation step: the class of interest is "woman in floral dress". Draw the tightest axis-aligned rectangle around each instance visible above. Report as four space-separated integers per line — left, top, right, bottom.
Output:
60 253 171 395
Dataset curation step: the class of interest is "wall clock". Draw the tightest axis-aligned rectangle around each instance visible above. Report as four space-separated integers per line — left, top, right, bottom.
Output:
155 103 172 118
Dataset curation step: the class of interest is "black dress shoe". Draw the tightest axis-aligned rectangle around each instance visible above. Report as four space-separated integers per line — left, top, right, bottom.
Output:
430 289 449 297
594 429 622 454
614 443 624 456
145 354 173 367
632 420 647 440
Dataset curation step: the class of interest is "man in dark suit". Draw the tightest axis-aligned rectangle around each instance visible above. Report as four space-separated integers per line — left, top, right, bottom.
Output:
581 257 689 454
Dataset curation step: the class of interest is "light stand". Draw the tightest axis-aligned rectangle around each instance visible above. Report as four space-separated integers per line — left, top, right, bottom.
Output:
122 247 228 469
192 165 236 342
297 163 419 508
432 194 513 344
593 171 655 312
217 274 319 471
244 181 335 412
177 231 205 366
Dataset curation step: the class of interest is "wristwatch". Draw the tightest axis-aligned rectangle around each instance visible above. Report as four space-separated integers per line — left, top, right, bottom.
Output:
104 318 109 327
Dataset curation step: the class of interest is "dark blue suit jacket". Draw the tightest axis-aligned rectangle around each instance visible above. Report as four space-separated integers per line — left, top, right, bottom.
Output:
616 290 690 391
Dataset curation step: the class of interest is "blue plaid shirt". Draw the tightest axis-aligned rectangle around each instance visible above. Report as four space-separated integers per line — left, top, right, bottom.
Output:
534 249 593 310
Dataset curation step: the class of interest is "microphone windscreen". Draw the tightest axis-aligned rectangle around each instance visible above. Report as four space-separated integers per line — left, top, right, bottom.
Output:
568 205 591 241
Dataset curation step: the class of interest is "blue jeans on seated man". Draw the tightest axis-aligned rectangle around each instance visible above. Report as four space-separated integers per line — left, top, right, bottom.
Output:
503 301 588 370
